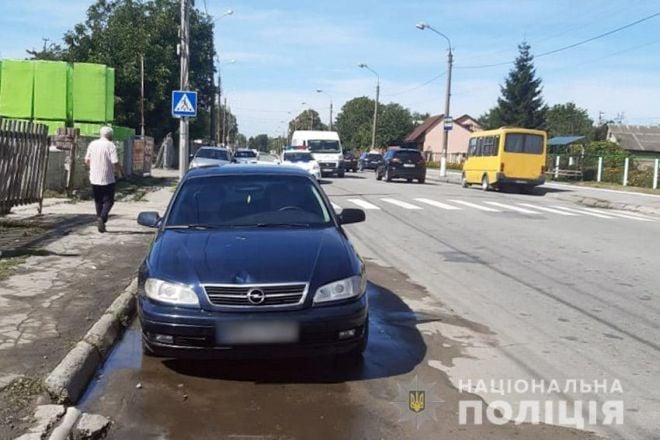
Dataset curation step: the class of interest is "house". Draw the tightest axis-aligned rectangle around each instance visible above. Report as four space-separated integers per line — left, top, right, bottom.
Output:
606 124 660 158
404 114 482 163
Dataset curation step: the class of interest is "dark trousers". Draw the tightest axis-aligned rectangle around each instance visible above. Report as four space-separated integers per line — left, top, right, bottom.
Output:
92 183 115 223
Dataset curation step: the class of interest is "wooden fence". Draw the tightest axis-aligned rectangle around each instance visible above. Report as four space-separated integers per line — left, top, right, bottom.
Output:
0 119 49 214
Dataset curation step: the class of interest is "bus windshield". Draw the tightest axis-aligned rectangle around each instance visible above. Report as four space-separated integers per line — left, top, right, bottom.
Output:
308 140 340 153
504 134 544 154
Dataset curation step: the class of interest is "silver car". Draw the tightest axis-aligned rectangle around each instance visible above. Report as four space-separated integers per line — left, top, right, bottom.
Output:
189 147 232 169
234 149 259 164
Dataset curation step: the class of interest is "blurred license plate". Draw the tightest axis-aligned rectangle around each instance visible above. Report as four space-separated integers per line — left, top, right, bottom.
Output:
216 321 299 345
323 168 333 172
403 164 415 168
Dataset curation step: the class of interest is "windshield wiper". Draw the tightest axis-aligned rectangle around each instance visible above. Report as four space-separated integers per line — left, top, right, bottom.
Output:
165 224 218 230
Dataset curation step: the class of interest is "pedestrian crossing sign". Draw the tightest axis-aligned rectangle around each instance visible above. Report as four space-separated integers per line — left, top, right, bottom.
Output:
172 90 197 118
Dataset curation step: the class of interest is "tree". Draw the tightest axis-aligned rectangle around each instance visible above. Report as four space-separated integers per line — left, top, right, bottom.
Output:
288 109 326 137
248 134 269 151
335 97 414 151
481 42 546 129
545 103 594 139
27 39 65 60
335 97 375 151
30 0 216 143
235 133 247 148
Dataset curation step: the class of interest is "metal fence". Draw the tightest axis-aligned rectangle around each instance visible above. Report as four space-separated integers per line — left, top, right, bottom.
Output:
0 119 49 214
547 153 660 189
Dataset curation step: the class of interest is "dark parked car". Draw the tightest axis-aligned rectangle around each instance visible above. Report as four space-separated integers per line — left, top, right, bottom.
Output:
343 152 358 172
136 165 368 359
358 152 384 171
376 148 426 183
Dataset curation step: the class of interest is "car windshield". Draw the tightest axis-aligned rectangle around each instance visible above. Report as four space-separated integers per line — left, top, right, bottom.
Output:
196 149 228 160
235 150 257 158
284 152 313 162
308 140 340 153
166 175 331 228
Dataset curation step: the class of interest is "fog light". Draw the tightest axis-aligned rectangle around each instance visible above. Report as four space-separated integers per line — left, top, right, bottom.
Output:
338 329 356 340
154 334 174 344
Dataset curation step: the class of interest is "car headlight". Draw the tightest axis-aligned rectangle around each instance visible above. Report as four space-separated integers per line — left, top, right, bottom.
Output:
312 163 320 170
313 275 366 304
144 278 199 306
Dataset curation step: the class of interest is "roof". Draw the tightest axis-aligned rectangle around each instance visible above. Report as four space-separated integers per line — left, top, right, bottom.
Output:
547 136 586 146
404 115 444 143
185 164 309 179
608 124 660 153
404 114 482 143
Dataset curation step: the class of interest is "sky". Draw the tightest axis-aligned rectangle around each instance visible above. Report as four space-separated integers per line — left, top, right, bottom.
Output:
1 0 660 137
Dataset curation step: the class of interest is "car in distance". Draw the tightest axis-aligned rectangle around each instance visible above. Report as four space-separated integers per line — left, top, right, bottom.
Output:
189 147 232 169
358 152 384 171
257 153 281 165
136 165 368 360
291 130 345 178
376 148 426 183
281 150 321 180
343 152 358 172
234 149 259 164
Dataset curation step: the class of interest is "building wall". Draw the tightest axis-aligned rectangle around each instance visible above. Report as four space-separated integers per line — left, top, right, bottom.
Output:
422 124 475 163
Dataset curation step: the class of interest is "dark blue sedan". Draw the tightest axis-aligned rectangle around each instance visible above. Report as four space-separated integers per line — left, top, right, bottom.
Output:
136 165 368 359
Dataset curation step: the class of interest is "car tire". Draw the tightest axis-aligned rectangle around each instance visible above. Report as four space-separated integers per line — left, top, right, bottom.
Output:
418 177 425 184
461 173 469 188
338 171 345 178
481 175 490 191
385 168 392 182
407 178 413 183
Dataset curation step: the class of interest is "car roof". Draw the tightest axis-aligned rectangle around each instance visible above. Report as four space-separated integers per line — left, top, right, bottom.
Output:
198 146 228 150
185 164 310 179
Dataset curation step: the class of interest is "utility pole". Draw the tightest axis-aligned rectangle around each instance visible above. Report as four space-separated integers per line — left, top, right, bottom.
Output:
441 48 453 177
216 69 221 144
140 54 145 137
209 56 216 145
178 0 190 179
371 80 380 151
222 97 227 146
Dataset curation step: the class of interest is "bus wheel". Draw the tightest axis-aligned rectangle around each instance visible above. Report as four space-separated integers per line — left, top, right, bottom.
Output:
481 175 490 191
461 173 469 188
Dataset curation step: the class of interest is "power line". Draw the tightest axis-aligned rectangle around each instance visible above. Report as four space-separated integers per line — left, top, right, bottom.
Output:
382 72 446 97
456 11 660 69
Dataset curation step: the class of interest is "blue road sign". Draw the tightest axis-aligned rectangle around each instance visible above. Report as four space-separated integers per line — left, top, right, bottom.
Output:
172 90 198 118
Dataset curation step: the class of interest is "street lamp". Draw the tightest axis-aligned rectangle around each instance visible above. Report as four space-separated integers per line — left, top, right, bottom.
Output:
316 89 333 131
359 64 379 151
417 21 453 177
212 9 234 23
208 8 234 144
216 59 236 146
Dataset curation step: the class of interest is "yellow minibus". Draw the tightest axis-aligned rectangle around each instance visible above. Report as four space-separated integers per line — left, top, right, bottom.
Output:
462 127 547 191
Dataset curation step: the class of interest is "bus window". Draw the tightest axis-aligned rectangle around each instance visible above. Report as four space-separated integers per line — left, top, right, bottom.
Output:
505 134 544 154
468 138 477 157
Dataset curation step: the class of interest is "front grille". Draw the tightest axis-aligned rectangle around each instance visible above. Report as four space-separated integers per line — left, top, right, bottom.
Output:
319 162 336 168
203 283 308 308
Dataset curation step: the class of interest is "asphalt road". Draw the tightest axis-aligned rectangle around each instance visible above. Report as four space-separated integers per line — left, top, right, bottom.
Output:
80 172 660 439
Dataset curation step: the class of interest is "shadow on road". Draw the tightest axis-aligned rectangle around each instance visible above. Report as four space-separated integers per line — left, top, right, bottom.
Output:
161 281 427 384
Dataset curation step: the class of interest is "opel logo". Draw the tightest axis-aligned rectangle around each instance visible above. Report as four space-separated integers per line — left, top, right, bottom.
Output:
247 288 266 305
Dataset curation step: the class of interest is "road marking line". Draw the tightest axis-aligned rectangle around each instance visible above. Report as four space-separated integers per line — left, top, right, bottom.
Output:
551 206 616 219
518 203 579 216
414 198 462 210
610 209 656 220
331 202 342 211
484 201 540 214
581 207 653 222
447 199 501 212
347 199 380 210
381 198 423 210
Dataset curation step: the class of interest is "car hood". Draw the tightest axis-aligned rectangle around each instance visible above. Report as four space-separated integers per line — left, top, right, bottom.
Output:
285 161 317 171
148 227 355 287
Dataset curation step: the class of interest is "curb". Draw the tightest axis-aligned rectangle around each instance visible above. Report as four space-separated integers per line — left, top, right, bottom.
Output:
44 278 138 405
557 195 660 216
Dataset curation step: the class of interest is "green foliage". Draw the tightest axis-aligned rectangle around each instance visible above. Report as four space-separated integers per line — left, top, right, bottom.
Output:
585 141 629 163
482 42 547 129
335 97 414 150
30 0 218 143
248 134 269 151
288 109 327 136
545 102 593 139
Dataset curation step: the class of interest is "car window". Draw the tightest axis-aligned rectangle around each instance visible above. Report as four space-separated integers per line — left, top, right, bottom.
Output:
393 150 422 161
283 152 313 162
235 150 257 158
196 149 228 160
167 175 331 227
504 134 544 154
367 154 382 160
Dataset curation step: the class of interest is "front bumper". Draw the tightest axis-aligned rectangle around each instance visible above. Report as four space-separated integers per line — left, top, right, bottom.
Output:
496 173 545 186
388 166 426 178
139 294 368 359
318 161 345 174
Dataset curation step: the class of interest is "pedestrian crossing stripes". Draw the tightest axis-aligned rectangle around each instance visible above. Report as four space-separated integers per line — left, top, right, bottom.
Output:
328 197 656 223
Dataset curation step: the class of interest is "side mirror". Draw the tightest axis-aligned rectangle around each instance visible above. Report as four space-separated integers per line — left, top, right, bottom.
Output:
137 211 161 228
338 208 365 225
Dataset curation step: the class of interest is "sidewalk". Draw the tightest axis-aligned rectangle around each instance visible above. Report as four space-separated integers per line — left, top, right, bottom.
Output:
0 169 177 439
426 168 660 216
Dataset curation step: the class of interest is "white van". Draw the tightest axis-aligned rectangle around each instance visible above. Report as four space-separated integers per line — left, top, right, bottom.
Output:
291 130 344 177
